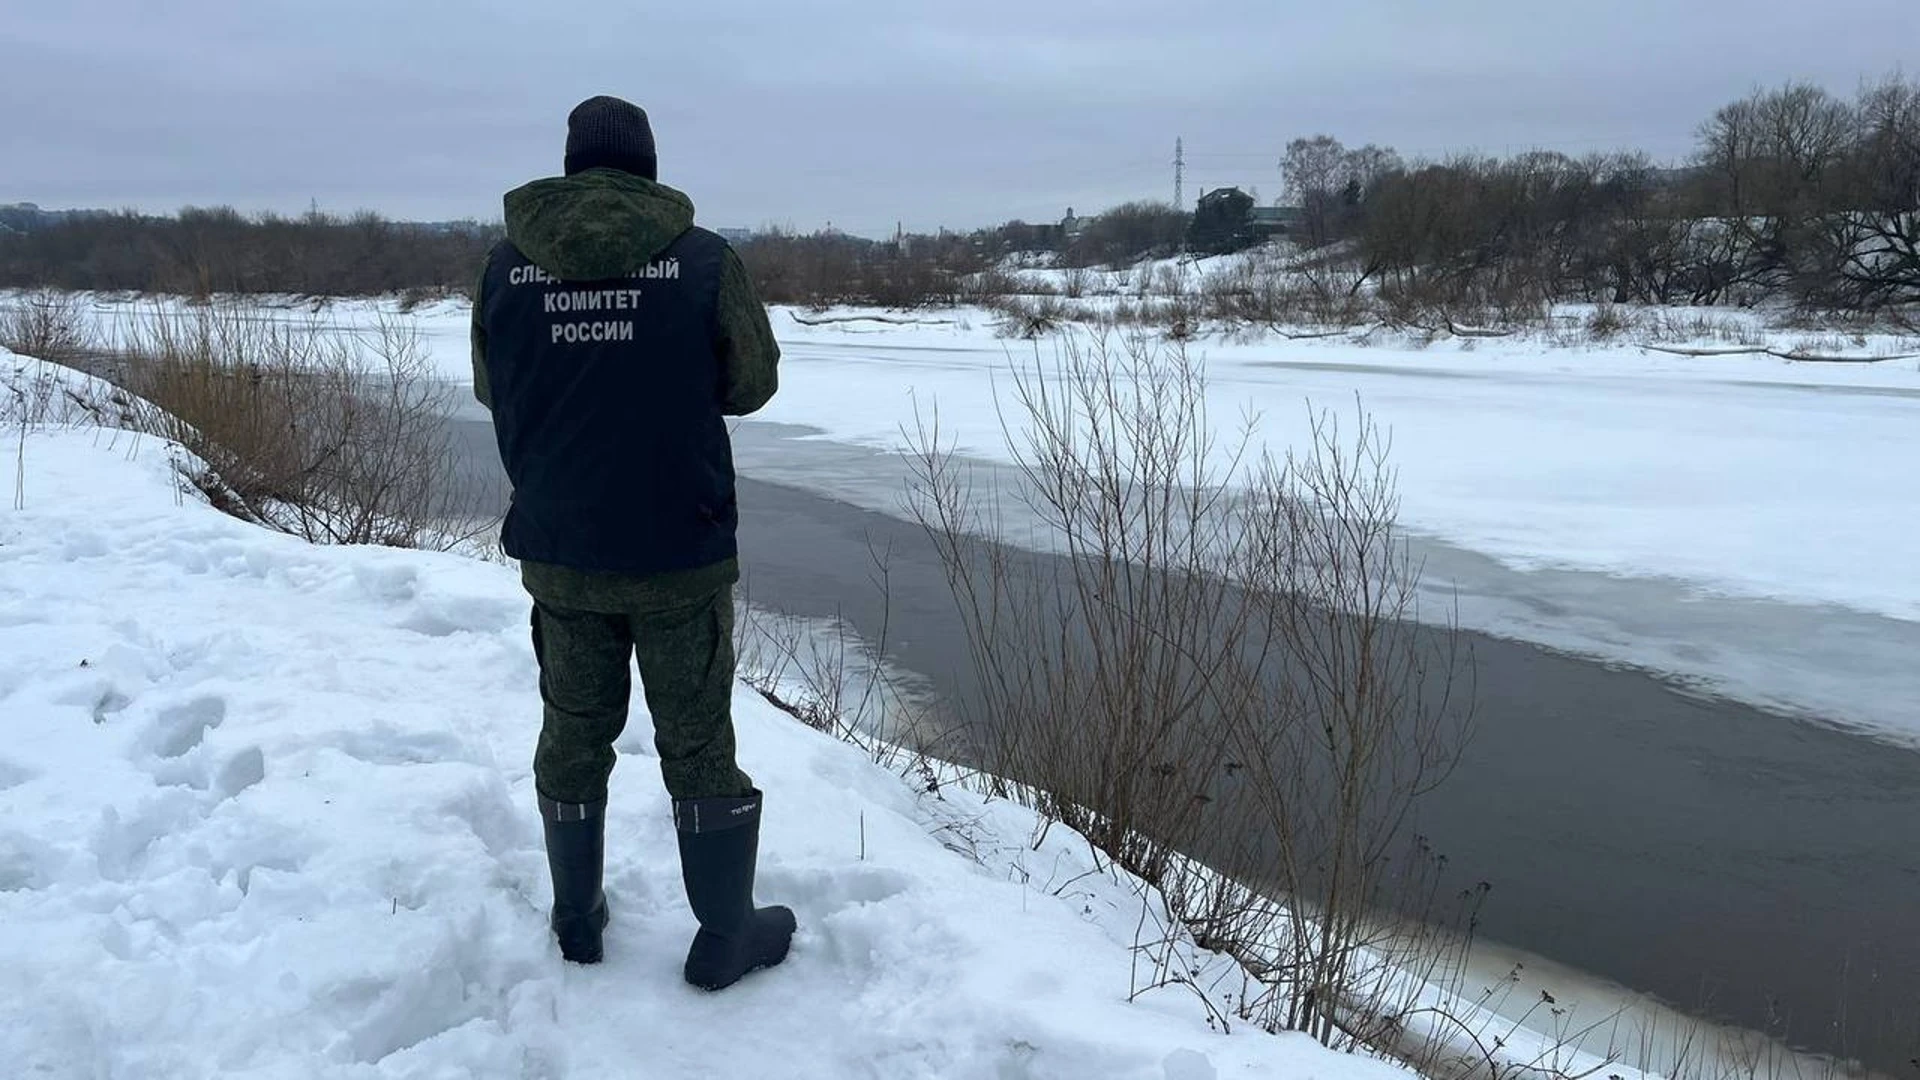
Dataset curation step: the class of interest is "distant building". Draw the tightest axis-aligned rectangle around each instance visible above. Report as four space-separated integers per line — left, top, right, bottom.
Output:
716 227 755 244
1246 205 1305 239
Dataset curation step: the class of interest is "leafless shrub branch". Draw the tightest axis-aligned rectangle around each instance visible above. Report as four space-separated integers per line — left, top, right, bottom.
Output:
905 330 1478 1056
106 303 485 549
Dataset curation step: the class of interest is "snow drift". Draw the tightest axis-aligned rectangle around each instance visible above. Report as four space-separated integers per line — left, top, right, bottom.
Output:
0 362 1410 1080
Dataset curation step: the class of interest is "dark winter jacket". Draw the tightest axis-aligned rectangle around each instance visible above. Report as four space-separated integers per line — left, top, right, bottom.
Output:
470 168 779 596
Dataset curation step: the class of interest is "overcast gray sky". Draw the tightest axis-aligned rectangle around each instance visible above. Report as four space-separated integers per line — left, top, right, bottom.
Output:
4 1 1915 236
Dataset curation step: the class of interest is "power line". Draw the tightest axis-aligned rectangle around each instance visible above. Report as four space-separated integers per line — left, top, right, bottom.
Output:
1173 137 1185 211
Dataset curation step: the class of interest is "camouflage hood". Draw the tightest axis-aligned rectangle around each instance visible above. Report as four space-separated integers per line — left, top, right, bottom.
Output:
503 168 696 281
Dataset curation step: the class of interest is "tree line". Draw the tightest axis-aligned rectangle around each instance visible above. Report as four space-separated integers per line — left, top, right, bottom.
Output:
0 207 499 298
741 75 1918 315
3 75 1912 316
1290 75 1920 314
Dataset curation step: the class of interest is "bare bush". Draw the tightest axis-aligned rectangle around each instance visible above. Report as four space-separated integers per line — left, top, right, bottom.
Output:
986 294 1071 339
3 297 139 512
1219 406 1472 1047
737 229 986 309
0 289 95 363
1199 257 1381 330
109 304 481 549
959 267 1024 304
1583 304 1634 340
911 332 1260 880
907 332 1473 1052
1636 310 1770 346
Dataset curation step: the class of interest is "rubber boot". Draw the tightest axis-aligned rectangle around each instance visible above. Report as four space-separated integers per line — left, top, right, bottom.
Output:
673 789 796 991
540 795 611 964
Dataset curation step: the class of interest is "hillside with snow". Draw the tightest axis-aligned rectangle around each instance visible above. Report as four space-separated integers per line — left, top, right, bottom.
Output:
0 365 1414 1079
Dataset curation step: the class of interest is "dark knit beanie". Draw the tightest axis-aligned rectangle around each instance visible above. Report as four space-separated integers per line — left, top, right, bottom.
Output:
563 96 657 180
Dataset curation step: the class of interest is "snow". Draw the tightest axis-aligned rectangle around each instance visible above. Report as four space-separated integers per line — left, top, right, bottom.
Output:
20 290 477 388
0 396 1413 1079
42 292 1920 625
755 309 1920 619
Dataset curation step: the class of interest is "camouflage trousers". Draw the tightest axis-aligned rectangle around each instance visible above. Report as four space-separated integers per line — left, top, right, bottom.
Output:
528 583 754 807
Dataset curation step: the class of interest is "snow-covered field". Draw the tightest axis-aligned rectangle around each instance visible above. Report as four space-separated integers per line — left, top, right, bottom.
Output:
0 376 1426 1078
43 288 1920 622
760 306 1920 621
31 290 1920 743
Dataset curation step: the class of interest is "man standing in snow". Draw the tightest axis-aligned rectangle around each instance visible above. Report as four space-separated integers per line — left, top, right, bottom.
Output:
469 95 793 989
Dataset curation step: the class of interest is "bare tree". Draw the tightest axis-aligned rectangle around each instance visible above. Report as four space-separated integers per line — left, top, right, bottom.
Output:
1821 75 1920 308
1284 135 1351 248
1060 202 1192 268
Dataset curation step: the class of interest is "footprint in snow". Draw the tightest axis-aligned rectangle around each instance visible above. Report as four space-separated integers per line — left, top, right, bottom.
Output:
352 562 420 605
396 592 522 638
1162 1048 1219 1080
197 818 317 897
145 696 227 759
138 697 246 797
91 687 134 725
319 942 499 1064
335 724 475 768
213 746 266 802
91 791 201 882
436 773 528 859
